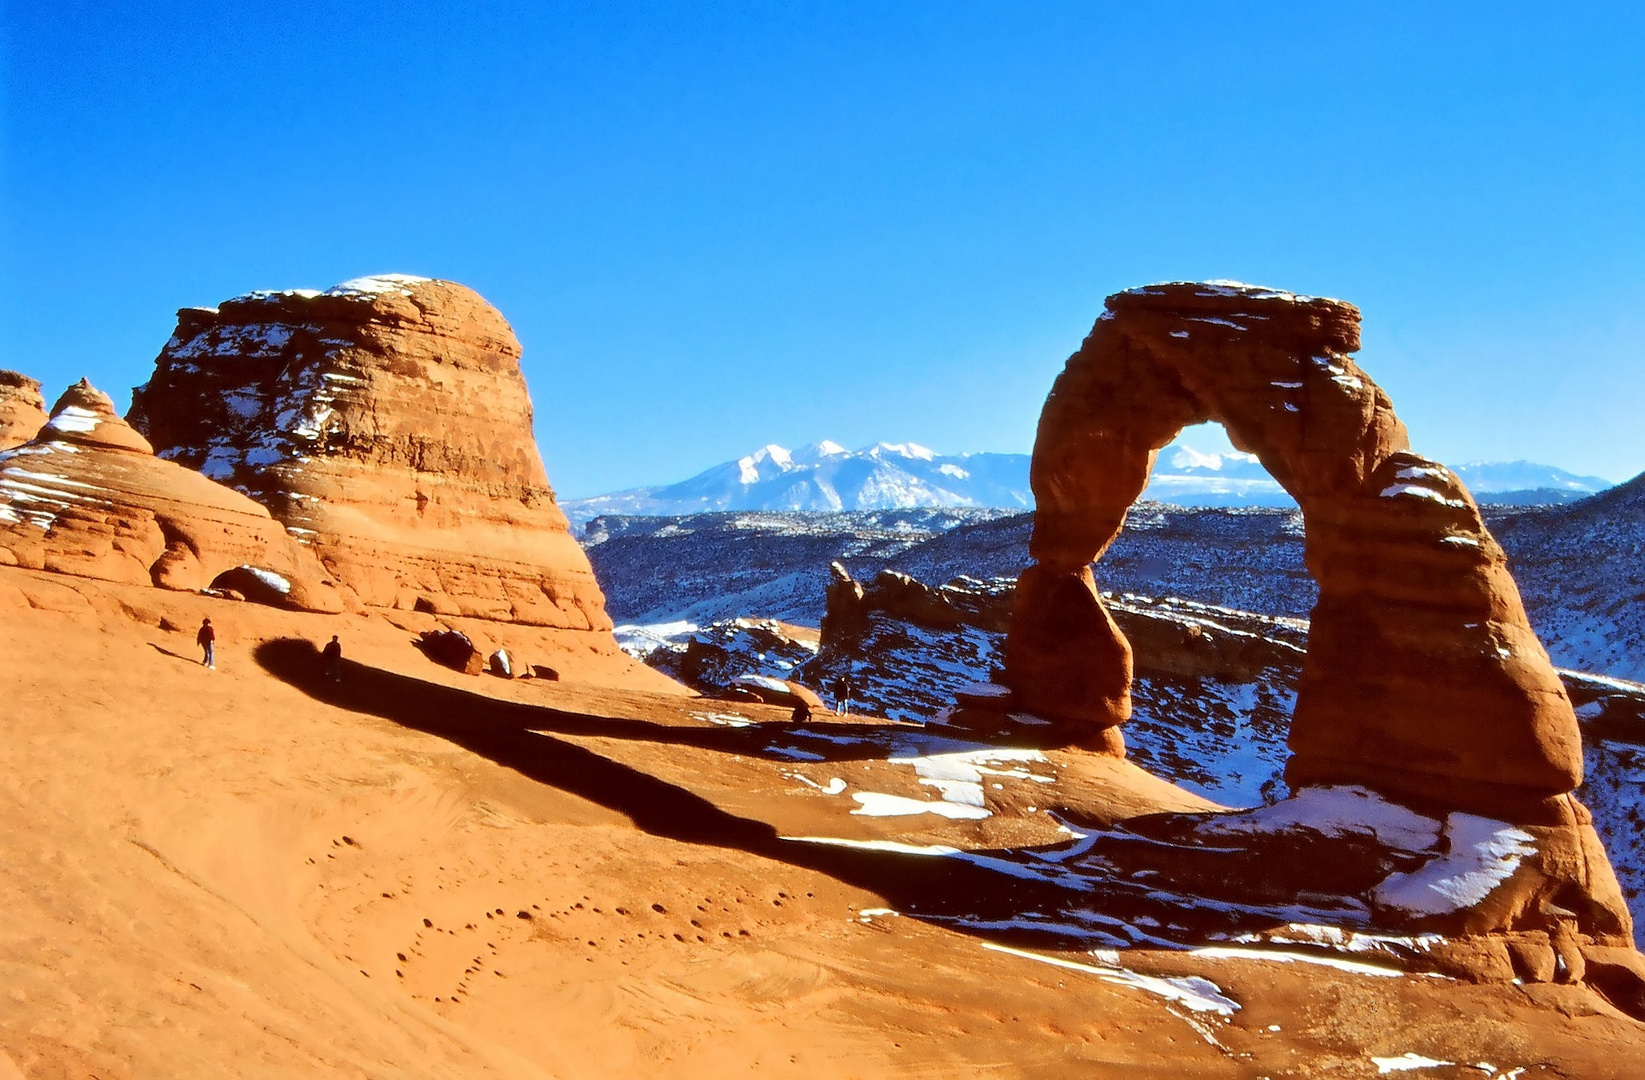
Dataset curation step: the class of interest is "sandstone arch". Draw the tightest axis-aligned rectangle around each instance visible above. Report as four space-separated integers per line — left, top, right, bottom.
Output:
1003 281 1584 822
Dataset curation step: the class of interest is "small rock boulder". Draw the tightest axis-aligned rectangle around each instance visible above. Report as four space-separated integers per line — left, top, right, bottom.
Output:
418 629 484 675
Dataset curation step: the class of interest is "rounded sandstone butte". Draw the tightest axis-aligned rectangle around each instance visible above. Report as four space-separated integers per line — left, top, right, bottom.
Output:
0 380 341 610
128 275 612 632
1001 280 1631 940
0 370 47 450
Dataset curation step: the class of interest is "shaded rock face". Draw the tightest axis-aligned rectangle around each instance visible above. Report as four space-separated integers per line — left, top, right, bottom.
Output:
0 370 47 450
129 275 611 631
1000 281 1628 943
0 381 340 610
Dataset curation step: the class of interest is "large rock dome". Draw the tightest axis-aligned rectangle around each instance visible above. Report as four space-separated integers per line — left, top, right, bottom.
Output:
128 275 612 631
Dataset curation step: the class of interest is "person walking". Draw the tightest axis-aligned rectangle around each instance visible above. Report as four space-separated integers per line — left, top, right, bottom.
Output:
197 618 216 669
322 635 343 683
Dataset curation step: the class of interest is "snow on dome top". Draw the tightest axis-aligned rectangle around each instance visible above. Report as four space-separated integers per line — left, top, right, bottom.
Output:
224 274 432 305
325 274 432 298
1117 280 1344 305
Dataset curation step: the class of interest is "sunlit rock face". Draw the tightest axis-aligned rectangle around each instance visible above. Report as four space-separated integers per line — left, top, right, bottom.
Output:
991 280 1630 946
0 380 339 609
128 275 612 632
0 370 46 450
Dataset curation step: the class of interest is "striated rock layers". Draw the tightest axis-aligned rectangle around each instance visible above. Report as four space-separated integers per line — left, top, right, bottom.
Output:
128 275 611 632
999 281 1629 942
0 370 47 450
0 380 340 609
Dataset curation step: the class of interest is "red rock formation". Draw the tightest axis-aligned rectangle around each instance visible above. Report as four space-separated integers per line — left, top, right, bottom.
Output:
128 275 611 632
1000 281 1630 941
0 380 340 610
0 370 46 450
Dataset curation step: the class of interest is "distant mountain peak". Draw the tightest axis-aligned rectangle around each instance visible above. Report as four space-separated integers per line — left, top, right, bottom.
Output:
868 441 936 462
1166 445 1262 473
793 440 849 463
561 439 1614 526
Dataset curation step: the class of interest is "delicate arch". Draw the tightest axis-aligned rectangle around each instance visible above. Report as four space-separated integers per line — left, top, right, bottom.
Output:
1002 282 1581 819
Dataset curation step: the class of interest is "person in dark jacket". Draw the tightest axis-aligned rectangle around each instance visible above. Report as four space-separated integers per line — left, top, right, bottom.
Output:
197 618 216 669
322 635 343 683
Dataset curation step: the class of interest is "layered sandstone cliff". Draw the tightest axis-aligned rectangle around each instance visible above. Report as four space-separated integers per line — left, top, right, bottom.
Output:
128 275 611 631
0 370 46 450
0 380 340 609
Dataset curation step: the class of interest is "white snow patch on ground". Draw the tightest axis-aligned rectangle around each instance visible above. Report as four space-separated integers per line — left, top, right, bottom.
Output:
1372 1052 1454 1073
981 942 1239 1016
1373 814 1536 916
850 792 991 820
692 711 755 728
781 835 961 857
242 446 285 467
790 775 847 795
888 746 1054 809
1188 945 1405 977
200 448 239 481
612 621 698 659
1246 923 1445 957
1195 785 1442 852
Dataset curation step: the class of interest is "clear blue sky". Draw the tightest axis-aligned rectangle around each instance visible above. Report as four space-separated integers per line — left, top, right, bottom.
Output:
4 2 1642 497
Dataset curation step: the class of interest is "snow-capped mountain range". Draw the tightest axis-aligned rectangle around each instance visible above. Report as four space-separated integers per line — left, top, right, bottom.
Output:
560 440 1612 525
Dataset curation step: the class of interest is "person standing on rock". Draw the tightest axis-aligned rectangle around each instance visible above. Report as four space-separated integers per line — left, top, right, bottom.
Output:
322 635 343 683
197 618 216 670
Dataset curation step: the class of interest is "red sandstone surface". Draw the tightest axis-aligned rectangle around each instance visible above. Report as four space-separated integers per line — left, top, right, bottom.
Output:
0 277 1641 1077
0 370 46 450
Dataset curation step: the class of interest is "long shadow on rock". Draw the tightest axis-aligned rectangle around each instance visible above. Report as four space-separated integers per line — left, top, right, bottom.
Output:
254 639 1093 939
255 637 1380 957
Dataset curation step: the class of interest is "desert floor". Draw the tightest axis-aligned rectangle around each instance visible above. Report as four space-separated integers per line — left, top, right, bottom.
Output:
2 565 1642 1079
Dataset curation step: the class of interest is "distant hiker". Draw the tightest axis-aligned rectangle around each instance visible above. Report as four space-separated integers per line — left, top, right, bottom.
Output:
197 618 216 669
790 700 812 723
836 677 852 716
322 635 343 683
